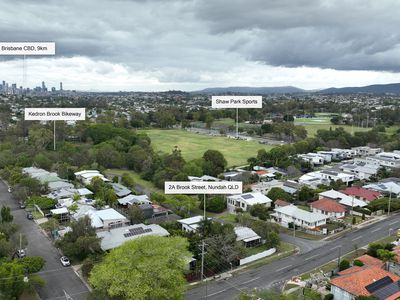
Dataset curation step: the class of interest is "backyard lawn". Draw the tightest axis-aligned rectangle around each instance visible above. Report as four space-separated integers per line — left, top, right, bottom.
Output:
140 129 275 166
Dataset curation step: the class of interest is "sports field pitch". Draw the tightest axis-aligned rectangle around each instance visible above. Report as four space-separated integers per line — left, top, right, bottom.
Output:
140 129 274 167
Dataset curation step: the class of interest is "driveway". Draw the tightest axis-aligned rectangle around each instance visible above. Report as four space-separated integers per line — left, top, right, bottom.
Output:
0 180 89 300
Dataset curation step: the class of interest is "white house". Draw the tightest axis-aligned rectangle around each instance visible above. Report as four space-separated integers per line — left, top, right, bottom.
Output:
96 223 169 251
234 226 261 247
272 204 328 229
74 170 109 185
177 216 211 232
319 170 355 186
366 152 400 169
85 208 129 230
340 161 379 180
118 194 151 206
251 180 284 194
364 181 400 197
319 189 368 208
351 146 382 156
298 153 325 165
227 192 272 213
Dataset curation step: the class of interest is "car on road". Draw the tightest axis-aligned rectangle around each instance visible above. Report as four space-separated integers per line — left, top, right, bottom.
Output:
60 256 70 267
19 202 26 209
27 213 33 220
7 186 12 193
16 249 26 258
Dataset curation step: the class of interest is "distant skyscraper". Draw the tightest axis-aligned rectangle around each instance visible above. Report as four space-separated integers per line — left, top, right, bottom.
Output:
60 82 63 91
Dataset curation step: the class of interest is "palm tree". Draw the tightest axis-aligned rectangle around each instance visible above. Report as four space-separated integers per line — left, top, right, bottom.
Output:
377 249 396 271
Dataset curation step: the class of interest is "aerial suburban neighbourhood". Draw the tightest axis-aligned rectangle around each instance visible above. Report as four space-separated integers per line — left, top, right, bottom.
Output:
2 1 400 300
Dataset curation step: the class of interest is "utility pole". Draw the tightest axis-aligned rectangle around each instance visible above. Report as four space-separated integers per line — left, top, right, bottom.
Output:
200 193 207 300
388 188 392 216
53 120 56 151
236 108 239 139
337 246 342 269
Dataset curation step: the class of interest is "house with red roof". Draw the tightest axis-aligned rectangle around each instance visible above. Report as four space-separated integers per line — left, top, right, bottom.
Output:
309 198 346 220
274 199 290 208
330 266 400 300
340 186 381 203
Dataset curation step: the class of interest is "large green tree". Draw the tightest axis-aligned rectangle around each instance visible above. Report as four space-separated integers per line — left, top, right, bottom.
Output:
202 150 227 177
89 235 190 300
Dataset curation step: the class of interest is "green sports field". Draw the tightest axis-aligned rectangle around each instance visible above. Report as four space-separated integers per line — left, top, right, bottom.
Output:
140 129 274 167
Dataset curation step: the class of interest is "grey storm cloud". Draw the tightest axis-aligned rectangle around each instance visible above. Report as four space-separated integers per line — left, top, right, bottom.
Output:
1 0 400 73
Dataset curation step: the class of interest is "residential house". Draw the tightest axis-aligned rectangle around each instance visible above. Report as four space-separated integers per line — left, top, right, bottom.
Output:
177 216 211 233
274 199 291 208
188 175 219 182
84 208 129 230
352 146 382 157
281 181 300 195
340 160 380 180
253 170 275 181
331 148 357 159
309 198 346 220
366 152 400 169
364 181 400 197
234 226 261 247
299 173 329 189
298 153 325 165
340 187 381 203
227 192 272 213
74 170 109 185
319 189 368 208
251 180 284 194
111 183 131 198
118 194 151 206
272 204 328 229
50 207 70 222
330 266 399 300
319 170 355 186
97 223 169 251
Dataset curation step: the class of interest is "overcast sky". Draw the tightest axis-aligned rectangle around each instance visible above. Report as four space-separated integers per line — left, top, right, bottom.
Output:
1 0 400 91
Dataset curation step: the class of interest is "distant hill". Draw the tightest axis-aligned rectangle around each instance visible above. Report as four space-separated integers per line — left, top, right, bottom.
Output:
191 86 305 95
320 83 400 94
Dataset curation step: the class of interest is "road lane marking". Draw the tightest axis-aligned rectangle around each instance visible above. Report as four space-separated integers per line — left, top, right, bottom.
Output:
240 277 260 285
331 245 341 250
276 265 292 272
371 227 381 233
352 235 362 241
208 289 228 297
305 254 319 261
389 221 398 225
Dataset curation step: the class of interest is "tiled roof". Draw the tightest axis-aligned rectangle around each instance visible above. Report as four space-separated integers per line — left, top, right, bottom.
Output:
356 254 385 268
330 266 400 296
338 266 364 275
341 187 381 202
274 199 290 207
310 198 346 213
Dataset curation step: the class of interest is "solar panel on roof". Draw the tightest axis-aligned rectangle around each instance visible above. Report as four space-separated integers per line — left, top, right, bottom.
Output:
242 194 254 199
366 276 393 293
373 281 400 300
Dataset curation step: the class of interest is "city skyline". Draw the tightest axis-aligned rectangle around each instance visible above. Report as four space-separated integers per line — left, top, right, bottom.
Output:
0 0 400 91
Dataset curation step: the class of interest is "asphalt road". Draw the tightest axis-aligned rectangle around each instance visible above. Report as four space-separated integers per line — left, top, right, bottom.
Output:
185 214 400 300
0 180 89 300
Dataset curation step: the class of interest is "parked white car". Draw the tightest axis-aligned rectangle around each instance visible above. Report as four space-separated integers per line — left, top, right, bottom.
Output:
60 256 70 267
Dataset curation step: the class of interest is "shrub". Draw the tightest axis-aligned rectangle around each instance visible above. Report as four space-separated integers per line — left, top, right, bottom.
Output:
353 259 364 267
339 259 350 271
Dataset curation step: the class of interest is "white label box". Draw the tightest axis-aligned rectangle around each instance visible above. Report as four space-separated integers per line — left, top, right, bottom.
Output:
165 181 242 195
211 96 262 108
24 108 86 121
0 42 55 55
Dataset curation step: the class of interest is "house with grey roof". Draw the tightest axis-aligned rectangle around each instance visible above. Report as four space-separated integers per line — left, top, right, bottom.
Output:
97 223 169 251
